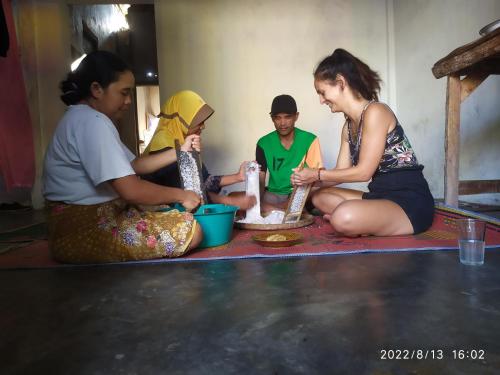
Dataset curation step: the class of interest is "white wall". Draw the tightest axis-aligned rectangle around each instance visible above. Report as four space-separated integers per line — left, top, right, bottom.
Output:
13 0 71 208
155 0 500 203
9 0 498 207
393 0 500 204
155 0 391 191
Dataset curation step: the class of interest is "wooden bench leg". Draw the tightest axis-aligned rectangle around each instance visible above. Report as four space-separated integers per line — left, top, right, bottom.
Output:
444 74 461 207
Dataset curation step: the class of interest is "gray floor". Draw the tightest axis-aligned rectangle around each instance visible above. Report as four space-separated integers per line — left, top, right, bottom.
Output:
1 207 499 374
0 208 46 233
1 250 500 374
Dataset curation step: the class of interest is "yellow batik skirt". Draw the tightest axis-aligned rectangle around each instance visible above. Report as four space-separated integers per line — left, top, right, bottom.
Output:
46 199 197 264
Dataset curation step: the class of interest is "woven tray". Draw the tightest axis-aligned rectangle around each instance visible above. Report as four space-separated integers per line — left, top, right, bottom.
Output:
234 213 314 231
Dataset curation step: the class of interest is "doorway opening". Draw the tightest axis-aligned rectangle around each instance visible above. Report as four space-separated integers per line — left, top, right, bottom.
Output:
136 85 160 154
68 3 160 155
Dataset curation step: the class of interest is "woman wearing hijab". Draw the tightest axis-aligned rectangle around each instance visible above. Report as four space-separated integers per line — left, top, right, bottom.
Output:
142 90 256 209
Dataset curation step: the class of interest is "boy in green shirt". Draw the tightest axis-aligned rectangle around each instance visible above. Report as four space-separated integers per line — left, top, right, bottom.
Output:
256 94 323 212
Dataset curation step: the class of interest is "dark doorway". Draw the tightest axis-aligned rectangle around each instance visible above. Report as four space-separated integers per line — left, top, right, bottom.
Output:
68 3 160 156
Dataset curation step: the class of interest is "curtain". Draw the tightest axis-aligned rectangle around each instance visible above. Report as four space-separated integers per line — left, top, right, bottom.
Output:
0 0 35 191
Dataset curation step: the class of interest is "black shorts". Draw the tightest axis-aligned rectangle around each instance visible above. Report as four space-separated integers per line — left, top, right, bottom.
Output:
362 168 435 234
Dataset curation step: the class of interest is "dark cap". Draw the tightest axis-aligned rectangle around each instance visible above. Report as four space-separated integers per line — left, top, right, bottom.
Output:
270 94 297 115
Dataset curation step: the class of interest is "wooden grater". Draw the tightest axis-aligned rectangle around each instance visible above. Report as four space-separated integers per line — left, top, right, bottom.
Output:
174 140 207 204
282 162 317 223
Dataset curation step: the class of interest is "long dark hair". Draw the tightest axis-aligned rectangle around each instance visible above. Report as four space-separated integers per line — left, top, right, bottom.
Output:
60 50 130 105
314 48 381 101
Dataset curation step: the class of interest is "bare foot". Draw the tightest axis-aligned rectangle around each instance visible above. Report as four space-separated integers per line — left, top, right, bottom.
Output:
323 214 331 221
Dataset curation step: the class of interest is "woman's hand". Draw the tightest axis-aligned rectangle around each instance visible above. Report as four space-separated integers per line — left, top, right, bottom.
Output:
207 192 257 210
181 134 202 152
180 190 201 212
291 167 318 186
220 161 252 187
237 161 250 182
238 194 257 210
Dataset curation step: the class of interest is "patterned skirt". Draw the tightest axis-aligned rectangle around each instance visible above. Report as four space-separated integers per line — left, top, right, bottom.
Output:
46 199 198 264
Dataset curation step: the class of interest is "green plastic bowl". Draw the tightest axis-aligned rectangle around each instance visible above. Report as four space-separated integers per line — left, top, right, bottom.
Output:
194 204 239 248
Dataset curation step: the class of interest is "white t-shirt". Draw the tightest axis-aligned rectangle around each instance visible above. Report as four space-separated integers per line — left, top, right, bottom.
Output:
43 104 136 204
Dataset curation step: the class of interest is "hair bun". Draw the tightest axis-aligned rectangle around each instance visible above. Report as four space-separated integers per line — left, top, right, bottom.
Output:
58 50 130 106
60 91 81 106
60 80 82 105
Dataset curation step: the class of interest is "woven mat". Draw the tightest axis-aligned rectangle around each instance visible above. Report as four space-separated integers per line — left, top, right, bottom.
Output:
0 205 499 269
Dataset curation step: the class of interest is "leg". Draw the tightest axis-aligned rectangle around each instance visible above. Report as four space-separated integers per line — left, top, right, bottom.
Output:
311 186 364 219
261 201 284 214
261 191 289 214
329 199 413 236
188 223 203 250
48 200 201 263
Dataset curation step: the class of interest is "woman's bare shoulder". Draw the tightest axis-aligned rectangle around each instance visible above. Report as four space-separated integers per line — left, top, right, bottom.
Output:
364 102 396 130
366 102 393 116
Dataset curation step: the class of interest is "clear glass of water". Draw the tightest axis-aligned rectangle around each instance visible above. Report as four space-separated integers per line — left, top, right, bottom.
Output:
457 219 486 266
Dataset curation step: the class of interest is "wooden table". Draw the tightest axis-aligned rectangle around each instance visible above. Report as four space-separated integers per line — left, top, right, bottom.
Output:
432 28 500 207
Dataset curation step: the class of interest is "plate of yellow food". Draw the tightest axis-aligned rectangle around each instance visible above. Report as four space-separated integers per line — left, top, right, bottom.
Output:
252 231 303 247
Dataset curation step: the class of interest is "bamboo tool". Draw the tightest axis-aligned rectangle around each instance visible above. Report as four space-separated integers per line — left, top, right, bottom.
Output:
282 163 318 223
174 140 207 205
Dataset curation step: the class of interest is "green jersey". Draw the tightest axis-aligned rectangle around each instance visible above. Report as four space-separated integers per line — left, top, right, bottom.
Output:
256 128 323 195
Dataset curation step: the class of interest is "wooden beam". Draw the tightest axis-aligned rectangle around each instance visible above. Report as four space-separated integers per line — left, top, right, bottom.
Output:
459 180 500 195
444 75 461 207
432 28 500 79
457 58 500 76
461 71 490 102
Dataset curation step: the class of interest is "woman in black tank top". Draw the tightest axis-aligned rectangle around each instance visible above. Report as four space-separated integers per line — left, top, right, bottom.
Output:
292 49 434 236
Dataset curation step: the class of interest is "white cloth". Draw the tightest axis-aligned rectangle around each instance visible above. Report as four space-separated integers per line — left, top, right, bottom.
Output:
243 161 262 222
43 104 136 204
236 161 286 225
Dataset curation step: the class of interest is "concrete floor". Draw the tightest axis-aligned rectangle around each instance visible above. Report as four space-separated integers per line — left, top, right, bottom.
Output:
1 250 500 374
1 205 500 374
0 208 46 233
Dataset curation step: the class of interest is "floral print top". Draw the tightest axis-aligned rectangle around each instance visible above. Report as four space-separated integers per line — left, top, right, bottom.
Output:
348 101 421 174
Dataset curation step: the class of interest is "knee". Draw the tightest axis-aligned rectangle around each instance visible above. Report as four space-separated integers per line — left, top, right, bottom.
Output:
189 223 204 250
330 205 357 236
312 192 327 210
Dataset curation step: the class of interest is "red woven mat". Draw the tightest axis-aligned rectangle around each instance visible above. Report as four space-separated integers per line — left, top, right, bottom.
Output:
1 206 499 269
